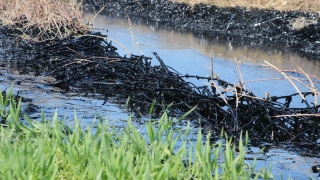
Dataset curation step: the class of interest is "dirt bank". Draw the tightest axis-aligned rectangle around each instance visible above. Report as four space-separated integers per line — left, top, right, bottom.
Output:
85 0 320 60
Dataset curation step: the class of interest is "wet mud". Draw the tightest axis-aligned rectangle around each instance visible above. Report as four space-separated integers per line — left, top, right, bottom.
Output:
84 0 320 60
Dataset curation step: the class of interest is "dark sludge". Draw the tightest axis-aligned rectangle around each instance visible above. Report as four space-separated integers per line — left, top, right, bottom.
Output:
0 30 319 156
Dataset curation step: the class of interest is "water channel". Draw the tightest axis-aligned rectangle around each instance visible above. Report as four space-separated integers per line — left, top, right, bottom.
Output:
86 11 320 179
88 12 320 105
0 10 319 179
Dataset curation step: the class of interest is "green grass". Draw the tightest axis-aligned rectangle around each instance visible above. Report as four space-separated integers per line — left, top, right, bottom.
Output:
0 86 274 179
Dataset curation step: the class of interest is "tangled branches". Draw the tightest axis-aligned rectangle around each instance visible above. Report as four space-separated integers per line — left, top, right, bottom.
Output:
0 31 319 156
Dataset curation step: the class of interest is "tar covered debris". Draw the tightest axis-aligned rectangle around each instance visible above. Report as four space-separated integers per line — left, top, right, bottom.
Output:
0 28 320 156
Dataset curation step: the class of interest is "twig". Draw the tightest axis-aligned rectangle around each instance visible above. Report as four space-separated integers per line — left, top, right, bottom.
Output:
89 6 105 27
264 61 309 107
297 66 318 106
127 14 135 54
210 57 227 105
210 56 238 129
74 35 131 55
270 114 320 117
234 57 246 90
244 77 284 83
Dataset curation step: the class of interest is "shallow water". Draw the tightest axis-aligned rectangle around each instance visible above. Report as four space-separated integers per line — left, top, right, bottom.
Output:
88 12 320 107
0 69 126 126
90 13 320 78
0 10 319 179
86 12 320 179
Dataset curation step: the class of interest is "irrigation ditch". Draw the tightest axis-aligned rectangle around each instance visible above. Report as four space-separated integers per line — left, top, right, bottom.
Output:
85 0 320 60
0 0 319 162
0 20 320 161
78 0 320 156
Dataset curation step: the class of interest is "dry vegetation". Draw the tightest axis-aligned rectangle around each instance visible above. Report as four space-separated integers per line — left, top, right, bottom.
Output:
0 0 90 41
175 0 320 12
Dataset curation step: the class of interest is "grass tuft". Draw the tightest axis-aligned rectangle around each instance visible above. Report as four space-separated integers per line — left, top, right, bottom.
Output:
0 86 274 179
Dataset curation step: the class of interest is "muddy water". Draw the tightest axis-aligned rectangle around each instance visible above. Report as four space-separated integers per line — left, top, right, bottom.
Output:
86 12 320 179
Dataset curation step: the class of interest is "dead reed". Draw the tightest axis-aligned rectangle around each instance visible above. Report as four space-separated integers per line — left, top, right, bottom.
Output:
0 0 90 41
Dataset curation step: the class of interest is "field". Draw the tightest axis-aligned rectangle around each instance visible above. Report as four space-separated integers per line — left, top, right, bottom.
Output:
174 0 320 12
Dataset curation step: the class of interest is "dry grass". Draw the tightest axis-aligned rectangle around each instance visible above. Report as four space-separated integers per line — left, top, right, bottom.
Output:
174 0 320 12
0 0 90 41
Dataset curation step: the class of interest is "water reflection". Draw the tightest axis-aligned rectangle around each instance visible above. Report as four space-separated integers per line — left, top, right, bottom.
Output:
87 12 320 77
85 12 320 106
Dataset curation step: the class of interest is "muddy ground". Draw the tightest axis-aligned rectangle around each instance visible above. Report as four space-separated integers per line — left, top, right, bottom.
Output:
84 0 320 60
